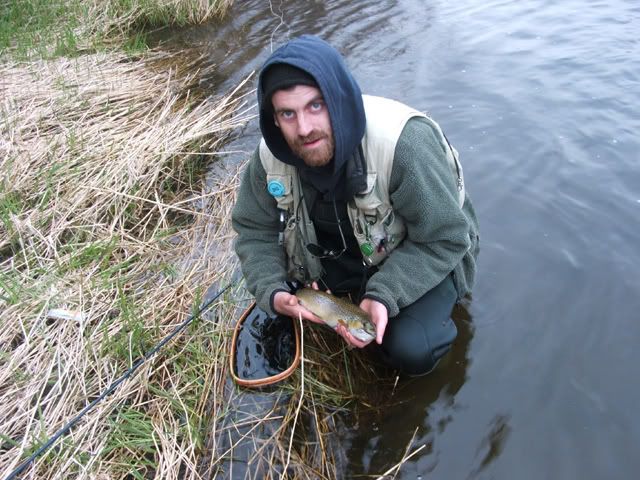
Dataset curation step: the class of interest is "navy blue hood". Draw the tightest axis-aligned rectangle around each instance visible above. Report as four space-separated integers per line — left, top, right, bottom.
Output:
257 35 366 196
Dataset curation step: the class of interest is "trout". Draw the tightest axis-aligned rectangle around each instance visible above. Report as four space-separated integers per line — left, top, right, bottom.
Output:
295 288 376 343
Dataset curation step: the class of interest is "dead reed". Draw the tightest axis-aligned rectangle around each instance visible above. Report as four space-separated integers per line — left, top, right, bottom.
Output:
0 47 253 479
83 0 235 49
92 0 235 31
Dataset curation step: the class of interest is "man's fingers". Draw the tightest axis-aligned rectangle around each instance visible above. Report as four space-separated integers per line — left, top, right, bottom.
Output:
347 334 369 349
296 305 323 324
309 281 330 294
336 325 371 349
375 319 387 344
306 312 324 324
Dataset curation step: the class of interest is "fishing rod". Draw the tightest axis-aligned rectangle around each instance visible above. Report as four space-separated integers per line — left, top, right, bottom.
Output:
5 282 233 480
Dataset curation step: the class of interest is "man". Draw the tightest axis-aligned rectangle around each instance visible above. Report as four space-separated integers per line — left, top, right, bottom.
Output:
232 35 479 376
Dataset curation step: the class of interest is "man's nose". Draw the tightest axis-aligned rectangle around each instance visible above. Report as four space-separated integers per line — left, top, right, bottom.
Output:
297 113 313 137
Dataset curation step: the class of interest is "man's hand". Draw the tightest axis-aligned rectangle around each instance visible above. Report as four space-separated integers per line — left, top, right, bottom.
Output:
359 298 388 345
273 291 324 324
335 324 372 349
336 297 388 348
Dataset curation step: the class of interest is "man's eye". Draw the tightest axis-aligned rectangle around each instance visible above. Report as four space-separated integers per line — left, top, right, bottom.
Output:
280 111 294 119
310 102 323 111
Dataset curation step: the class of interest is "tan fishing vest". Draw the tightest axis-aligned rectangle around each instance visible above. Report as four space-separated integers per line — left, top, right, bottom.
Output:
259 94 465 282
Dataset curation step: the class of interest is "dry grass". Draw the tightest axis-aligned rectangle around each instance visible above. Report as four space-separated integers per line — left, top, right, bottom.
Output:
0 47 253 479
94 0 234 29
1 49 251 249
84 0 235 45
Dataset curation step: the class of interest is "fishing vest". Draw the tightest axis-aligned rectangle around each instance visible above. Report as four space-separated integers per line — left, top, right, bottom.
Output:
259 94 465 282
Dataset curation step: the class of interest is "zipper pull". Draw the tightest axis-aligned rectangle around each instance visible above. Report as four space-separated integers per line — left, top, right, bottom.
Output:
278 209 286 246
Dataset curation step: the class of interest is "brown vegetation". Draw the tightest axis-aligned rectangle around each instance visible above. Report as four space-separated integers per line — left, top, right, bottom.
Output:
0 47 252 478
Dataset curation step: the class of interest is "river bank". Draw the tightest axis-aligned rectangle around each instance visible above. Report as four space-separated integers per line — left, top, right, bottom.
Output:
1 0 232 59
1 2 253 478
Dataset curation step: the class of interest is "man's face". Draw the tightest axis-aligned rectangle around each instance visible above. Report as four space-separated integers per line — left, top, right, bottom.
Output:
272 85 334 167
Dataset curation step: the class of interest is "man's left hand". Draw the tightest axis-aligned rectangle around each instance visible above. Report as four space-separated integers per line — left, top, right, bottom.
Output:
359 298 388 345
336 297 388 348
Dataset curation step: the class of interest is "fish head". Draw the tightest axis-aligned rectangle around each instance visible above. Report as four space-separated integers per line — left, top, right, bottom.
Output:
349 326 375 343
344 318 376 343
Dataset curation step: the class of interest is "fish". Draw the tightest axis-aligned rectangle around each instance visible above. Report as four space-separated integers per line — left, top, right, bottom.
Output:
294 288 376 343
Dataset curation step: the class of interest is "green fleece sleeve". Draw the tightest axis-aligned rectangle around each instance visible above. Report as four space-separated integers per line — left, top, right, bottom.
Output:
231 149 290 314
364 117 473 317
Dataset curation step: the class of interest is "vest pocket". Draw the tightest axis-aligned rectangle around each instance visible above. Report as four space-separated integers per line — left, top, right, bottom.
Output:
283 215 322 282
283 216 307 281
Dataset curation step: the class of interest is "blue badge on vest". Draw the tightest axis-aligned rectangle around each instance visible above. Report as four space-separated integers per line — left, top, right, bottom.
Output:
267 180 285 197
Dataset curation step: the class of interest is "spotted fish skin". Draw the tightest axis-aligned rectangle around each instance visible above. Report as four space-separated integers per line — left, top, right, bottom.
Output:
295 288 376 343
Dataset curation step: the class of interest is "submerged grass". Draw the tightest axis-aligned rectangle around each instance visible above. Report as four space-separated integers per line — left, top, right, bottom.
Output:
202 313 399 479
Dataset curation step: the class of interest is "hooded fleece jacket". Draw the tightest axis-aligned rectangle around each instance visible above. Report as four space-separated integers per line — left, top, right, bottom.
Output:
232 35 480 317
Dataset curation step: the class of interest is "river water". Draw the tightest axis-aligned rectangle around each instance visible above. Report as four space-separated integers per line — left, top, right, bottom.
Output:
172 0 640 478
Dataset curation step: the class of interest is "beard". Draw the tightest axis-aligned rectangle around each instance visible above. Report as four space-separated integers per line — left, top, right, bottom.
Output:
288 130 335 167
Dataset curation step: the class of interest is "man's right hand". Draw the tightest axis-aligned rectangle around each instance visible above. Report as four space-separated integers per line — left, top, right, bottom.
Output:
273 291 324 324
